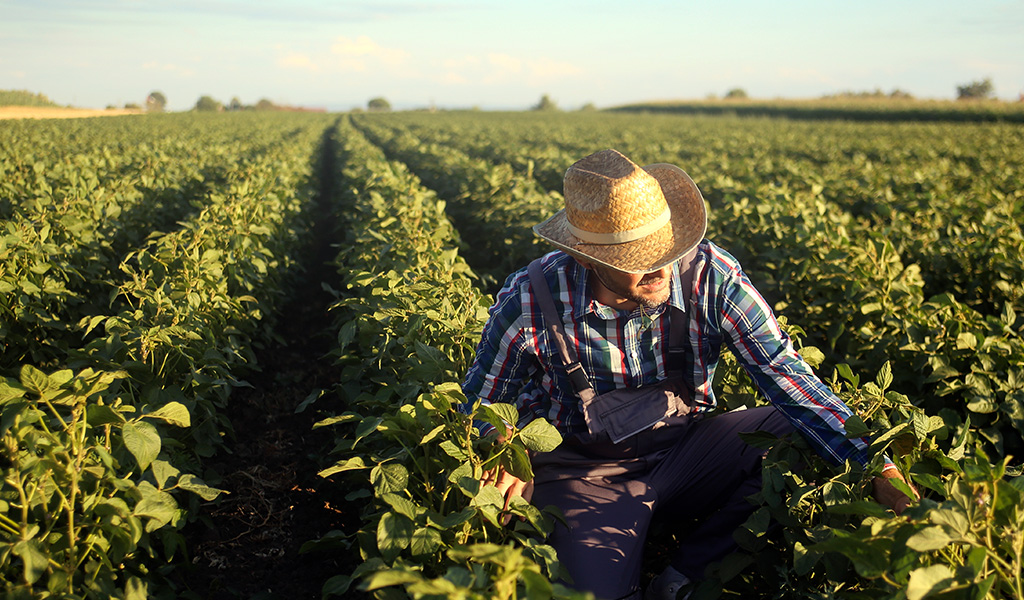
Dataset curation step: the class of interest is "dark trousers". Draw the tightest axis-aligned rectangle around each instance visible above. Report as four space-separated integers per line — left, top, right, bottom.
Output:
530 406 794 600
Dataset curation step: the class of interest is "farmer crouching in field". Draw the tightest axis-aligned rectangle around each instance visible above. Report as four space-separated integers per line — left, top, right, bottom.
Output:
460 149 915 600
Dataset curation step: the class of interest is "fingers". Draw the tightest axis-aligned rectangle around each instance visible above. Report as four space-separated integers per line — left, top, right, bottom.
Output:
872 470 918 516
481 467 530 525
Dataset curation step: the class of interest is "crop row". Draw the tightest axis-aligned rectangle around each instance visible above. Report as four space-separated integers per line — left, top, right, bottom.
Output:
1 112 333 598
311 117 579 599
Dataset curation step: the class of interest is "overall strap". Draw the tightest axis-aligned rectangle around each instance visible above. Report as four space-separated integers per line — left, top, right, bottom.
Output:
666 259 696 377
666 306 689 377
527 259 595 402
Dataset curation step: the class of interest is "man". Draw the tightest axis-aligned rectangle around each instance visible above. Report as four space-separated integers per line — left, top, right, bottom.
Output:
461 149 914 600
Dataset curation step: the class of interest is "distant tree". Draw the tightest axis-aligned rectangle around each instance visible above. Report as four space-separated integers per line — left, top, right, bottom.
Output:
0 89 60 107
146 90 167 112
195 95 222 112
255 98 276 110
124 102 141 110
957 78 995 100
532 94 559 111
228 96 244 111
724 87 748 99
368 97 391 112
579 102 597 112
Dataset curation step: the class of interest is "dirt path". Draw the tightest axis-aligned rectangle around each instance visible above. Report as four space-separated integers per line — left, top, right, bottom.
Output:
170 130 362 599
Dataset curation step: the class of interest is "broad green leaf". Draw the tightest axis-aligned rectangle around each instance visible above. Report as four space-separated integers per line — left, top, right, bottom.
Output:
869 422 911 453
409 526 442 557
521 569 553 596
0 379 26 402
133 484 179 532
177 473 228 501
295 388 325 414
439 439 469 461
372 463 409 494
431 508 475 529
313 412 362 429
474 404 509 438
489 402 519 427
793 541 818 576
122 420 161 471
906 526 956 551
448 543 507 561
363 568 421 591
19 364 49 395
809 532 889 578
125 576 148 600
381 492 420 520
472 485 505 509
319 456 368 478
145 401 190 427
928 507 970 537
798 345 825 368
86 404 126 426
843 414 870 438
876 361 893 390
823 500 891 519
504 443 534 481
835 364 858 386
150 459 179 489
377 512 414 557
906 564 954 600
419 424 446 446
321 574 352 598
518 418 561 453
12 539 47 584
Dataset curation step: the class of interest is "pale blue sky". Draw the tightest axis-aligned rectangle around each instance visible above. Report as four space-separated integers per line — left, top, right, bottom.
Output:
2 0 1022 111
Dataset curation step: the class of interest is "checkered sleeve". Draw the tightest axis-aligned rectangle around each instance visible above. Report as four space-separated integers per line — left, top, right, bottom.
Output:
460 268 539 433
717 265 872 466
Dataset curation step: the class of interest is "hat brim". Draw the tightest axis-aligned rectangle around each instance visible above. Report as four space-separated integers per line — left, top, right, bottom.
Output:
533 163 707 274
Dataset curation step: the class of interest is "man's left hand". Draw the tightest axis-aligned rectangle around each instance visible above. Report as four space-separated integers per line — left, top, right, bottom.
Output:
872 468 919 515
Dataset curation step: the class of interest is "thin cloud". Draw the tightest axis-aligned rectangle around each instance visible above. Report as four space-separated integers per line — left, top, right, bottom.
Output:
276 52 320 72
439 53 582 87
330 35 410 71
272 36 411 74
142 61 196 77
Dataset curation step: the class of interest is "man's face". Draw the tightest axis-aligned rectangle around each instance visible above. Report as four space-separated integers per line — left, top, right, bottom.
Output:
587 263 673 310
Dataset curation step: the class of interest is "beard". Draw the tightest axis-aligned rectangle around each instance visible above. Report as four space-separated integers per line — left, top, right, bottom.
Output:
591 266 671 309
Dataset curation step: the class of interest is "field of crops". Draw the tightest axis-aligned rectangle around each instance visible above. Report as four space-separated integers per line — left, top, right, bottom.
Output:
2 108 1023 599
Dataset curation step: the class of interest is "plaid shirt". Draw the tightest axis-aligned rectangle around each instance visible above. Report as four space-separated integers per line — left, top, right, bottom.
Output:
461 239 872 466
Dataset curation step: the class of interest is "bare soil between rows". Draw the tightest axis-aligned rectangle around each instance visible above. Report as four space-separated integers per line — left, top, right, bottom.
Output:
169 133 363 599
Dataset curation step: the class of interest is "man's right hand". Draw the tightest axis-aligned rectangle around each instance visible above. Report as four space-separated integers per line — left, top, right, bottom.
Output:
481 466 534 525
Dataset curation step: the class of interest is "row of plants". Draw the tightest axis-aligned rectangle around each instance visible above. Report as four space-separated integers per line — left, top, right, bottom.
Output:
0 113 325 371
340 112 1023 598
362 112 1024 320
1 112 334 598
310 117 581 599
351 115 564 292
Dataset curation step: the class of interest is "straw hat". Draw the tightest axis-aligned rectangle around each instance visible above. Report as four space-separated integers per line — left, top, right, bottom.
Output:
533 149 707 274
